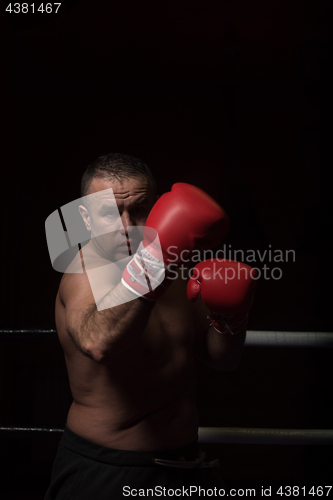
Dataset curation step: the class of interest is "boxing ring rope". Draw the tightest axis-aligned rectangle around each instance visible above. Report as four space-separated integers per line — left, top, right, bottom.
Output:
0 329 332 347
198 427 333 445
0 426 332 445
245 330 333 348
0 329 332 445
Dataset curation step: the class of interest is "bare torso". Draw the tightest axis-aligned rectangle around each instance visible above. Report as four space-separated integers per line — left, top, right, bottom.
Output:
55 271 199 451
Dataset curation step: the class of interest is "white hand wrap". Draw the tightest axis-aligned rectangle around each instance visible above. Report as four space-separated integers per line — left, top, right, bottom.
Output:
121 242 166 299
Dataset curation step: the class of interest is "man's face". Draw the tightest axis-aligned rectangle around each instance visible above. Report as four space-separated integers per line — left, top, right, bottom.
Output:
80 176 156 261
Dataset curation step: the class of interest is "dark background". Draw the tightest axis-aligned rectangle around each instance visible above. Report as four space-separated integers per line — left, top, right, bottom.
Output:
0 0 332 498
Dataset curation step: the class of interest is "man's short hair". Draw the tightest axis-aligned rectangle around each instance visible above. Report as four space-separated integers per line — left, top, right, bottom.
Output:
81 153 157 198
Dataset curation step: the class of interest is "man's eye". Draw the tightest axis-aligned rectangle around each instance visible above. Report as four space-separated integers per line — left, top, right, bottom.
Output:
105 211 119 218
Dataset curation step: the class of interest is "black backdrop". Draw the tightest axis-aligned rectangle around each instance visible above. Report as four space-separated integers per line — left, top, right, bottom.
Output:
1 1 332 498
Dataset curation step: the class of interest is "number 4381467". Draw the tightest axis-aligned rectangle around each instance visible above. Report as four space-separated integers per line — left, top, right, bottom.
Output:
6 3 61 13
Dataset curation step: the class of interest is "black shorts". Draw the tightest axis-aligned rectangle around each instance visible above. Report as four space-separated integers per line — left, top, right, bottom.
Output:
45 425 226 500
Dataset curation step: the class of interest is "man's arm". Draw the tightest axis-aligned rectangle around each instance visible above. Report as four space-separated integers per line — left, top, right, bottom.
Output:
61 271 155 363
193 300 246 371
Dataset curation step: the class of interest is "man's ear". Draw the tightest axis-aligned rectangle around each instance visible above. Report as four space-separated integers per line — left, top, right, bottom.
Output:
78 205 91 232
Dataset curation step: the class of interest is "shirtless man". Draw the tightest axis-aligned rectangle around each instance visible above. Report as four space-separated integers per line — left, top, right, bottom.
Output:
45 153 256 499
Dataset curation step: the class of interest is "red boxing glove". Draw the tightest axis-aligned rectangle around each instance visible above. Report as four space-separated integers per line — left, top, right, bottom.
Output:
144 183 229 264
187 259 258 334
122 183 229 300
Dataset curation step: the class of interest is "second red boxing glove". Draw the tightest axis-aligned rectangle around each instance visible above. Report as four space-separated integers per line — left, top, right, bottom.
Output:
187 259 258 334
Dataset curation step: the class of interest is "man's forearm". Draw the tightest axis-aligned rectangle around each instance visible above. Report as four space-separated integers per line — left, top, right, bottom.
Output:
199 325 246 371
80 283 155 362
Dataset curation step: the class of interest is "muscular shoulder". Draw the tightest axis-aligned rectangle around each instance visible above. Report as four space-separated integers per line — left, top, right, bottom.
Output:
58 270 88 307
57 249 83 302
57 247 97 325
